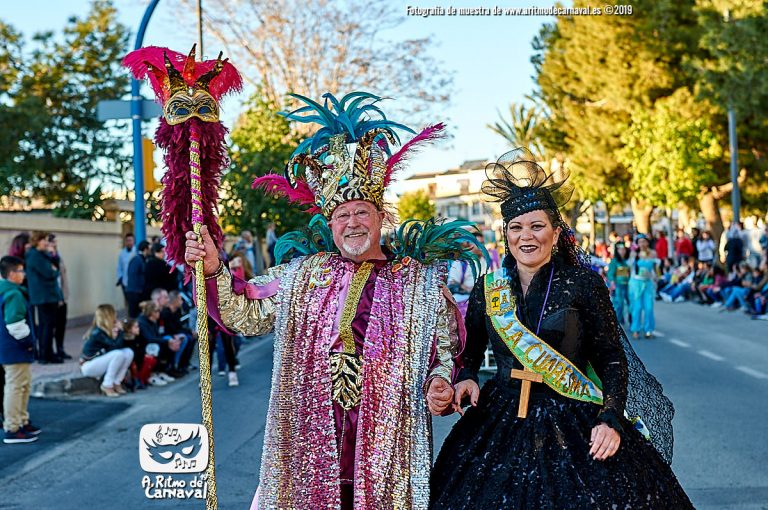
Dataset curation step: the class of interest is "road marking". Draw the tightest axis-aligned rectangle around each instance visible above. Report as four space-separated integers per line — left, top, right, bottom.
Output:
669 338 691 348
654 331 666 338
697 350 724 361
736 366 768 379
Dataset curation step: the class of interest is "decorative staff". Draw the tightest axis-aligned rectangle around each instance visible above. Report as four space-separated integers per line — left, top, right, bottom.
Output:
123 45 242 510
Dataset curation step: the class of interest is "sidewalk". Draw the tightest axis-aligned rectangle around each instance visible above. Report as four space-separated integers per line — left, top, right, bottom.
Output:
31 323 90 382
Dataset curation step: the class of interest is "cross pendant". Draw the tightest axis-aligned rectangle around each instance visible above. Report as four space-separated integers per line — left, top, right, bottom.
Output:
510 368 544 419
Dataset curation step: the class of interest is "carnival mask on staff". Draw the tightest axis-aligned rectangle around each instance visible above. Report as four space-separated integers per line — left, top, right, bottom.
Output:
123 45 242 268
123 45 242 510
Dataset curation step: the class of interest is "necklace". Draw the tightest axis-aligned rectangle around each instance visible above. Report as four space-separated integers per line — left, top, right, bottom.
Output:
535 264 555 335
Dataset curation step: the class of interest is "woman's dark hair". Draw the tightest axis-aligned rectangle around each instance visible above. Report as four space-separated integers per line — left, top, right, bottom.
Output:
8 232 30 258
613 243 628 263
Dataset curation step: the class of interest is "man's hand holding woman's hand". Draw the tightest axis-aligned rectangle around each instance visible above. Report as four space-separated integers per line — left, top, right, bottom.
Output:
426 378 455 415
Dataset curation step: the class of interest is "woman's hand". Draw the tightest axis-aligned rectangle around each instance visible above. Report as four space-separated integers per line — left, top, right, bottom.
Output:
589 423 621 461
452 379 480 416
426 377 455 415
184 225 220 277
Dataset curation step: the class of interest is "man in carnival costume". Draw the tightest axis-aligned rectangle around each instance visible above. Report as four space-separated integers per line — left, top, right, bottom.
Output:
184 92 486 509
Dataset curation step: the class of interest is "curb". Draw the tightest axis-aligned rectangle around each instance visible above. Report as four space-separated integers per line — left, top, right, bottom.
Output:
31 373 101 398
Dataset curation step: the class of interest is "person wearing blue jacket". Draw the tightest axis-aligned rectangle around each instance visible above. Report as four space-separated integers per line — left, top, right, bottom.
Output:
0 256 41 443
125 240 151 318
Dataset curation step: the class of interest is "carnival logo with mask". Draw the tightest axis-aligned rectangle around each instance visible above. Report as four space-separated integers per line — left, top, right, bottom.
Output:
139 423 209 473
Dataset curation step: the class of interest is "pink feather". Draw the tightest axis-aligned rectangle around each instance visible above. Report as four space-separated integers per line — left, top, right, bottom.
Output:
384 123 446 187
253 174 321 215
122 46 242 103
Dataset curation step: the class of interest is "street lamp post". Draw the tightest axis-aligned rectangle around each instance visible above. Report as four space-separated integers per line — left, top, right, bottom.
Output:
724 9 741 225
131 0 161 242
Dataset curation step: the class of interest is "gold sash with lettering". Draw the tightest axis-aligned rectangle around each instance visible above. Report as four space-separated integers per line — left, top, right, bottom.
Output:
484 268 604 405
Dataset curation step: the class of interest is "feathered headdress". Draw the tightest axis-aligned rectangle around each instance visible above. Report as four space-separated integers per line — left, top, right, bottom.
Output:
254 91 445 218
123 45 242 267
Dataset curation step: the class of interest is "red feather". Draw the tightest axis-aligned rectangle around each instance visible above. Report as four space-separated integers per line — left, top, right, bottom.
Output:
384 123 446 187
253 174 321 215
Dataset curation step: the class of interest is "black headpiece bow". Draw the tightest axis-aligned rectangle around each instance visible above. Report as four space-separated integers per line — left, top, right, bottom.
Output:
482 148 573 222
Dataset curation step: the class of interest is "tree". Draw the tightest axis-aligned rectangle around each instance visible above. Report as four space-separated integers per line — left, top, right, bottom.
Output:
690 0 768 219
220 90 310 237
397 190 435 221
0 0 131 218
619 87 724 222
531 1 696 230
487 102 544 157
182 0 453 124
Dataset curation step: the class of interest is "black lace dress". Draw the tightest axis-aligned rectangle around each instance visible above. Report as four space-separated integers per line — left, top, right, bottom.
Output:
430 256 694 509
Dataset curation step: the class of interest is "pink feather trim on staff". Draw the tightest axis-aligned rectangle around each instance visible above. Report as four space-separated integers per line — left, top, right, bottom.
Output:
384 123 446 187
253 174 321 215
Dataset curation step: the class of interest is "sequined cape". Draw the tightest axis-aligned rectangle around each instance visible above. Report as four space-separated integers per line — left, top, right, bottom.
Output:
209 252 461 509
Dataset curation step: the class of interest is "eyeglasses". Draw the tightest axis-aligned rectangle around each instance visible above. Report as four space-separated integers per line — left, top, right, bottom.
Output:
331 209 372 224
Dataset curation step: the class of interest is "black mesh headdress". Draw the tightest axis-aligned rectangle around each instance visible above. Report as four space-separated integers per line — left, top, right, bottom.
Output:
482 148 574 222
483 148 589 269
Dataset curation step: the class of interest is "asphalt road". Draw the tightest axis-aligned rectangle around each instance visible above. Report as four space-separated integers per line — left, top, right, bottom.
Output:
1 302 766 509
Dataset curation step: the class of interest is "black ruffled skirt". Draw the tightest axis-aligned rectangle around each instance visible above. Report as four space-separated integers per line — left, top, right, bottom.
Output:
430 378 694 509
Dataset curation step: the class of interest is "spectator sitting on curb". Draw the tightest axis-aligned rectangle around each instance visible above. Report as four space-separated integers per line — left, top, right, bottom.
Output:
153 289 193 375
122 319 147 390
80 304 134 397
137 301 182 383
1 256 41 443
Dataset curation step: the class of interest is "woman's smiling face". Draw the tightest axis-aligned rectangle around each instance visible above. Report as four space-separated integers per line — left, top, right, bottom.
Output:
506 209 561 270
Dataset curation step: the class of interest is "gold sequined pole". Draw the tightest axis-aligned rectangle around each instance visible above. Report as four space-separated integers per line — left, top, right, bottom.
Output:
189 122 218 510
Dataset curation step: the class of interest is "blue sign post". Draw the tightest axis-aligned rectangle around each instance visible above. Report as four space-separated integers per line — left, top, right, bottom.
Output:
131 0 161 243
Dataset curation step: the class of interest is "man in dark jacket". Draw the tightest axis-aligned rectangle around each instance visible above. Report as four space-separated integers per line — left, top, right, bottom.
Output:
144 243 179 295
24 231 63 364
1 256 40 443
125 241 151 318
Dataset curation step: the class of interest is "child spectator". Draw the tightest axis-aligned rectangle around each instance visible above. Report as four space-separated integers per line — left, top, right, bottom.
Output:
137 301 181 384
80 304 134 397
160 291 195 374
1 256 41 443
123 318 156 390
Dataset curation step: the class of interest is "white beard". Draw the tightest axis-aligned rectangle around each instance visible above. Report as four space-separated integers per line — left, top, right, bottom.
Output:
341 236 371 257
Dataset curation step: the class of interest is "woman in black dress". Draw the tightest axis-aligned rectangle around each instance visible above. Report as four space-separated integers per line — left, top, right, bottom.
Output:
430 149 694 509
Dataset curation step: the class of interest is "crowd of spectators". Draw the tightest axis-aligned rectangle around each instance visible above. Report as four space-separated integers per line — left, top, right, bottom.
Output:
600 221 768 328
1 227 279 404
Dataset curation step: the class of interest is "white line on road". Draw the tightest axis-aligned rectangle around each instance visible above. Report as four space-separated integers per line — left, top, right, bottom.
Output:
654 331 666 338
669 338 691 348
736 366 768 379
697 350 725 361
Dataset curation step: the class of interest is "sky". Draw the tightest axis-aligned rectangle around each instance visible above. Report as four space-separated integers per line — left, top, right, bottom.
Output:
3 0 558 188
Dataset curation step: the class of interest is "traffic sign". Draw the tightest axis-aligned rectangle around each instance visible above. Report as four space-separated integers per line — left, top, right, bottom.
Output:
97 99 161 121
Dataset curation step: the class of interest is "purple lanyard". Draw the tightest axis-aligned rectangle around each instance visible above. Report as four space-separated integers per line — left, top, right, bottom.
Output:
534 264 555 336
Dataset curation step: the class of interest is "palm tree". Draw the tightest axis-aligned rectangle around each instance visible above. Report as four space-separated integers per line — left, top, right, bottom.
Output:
487 102 544 158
